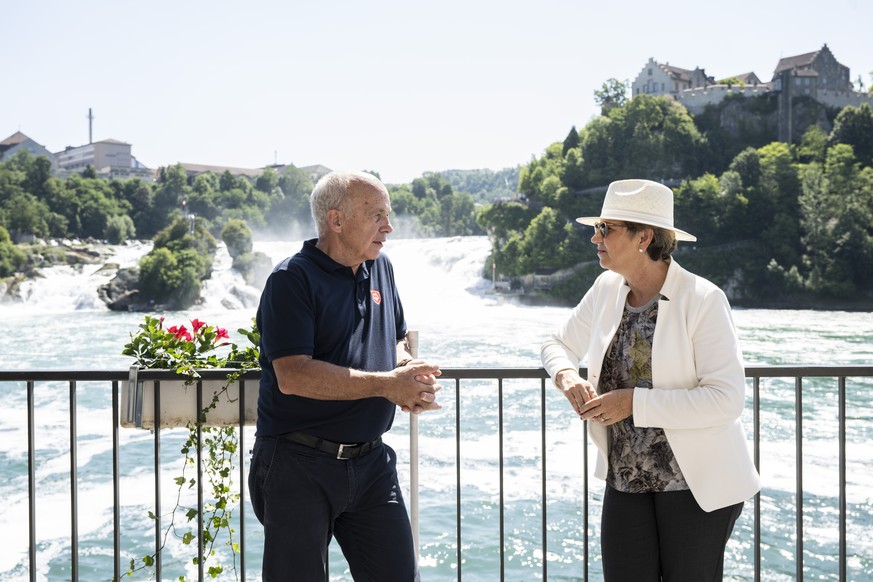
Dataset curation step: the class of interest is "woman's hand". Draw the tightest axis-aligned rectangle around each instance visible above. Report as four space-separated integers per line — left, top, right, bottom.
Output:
579 389 634 426
555 369 598 417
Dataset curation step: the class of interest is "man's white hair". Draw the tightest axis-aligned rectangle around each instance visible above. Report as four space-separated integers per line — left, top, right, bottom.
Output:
310 171 385 238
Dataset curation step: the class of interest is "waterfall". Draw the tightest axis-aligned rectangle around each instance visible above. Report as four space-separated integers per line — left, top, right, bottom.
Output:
0 237 497 317
4 240 151 313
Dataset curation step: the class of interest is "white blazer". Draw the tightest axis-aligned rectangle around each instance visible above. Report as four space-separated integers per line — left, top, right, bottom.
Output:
541 260 760 512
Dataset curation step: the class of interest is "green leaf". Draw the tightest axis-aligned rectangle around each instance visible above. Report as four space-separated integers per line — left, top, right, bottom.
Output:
208 565 224 578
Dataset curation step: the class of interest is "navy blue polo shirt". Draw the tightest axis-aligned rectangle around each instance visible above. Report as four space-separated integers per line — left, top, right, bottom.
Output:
255 239 407 442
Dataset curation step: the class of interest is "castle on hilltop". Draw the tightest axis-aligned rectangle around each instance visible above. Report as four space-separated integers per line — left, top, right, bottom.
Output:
631 44 873 142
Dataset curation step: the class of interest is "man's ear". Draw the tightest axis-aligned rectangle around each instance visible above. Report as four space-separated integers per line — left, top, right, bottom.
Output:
326 208 344 233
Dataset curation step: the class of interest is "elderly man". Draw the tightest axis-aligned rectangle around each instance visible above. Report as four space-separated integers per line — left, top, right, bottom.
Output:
249 170 441 581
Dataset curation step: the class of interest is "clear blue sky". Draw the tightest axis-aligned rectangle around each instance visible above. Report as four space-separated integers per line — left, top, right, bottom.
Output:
3 0 871 184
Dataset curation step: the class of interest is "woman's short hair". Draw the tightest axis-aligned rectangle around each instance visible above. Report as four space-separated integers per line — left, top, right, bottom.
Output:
310 171 383 237
625 221 677 261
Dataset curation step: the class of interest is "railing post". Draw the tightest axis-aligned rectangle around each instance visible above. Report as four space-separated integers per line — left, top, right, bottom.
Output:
540 378 548 582
196 380 205 581
112 380 122 582
795 376 804 581
239 378 247 582
69 380 79 580
753 375 761 582
455 377 462 582
407 330 420 560
154 380 162 580
838 376 847 582
498 378 505 582
27 380 36 582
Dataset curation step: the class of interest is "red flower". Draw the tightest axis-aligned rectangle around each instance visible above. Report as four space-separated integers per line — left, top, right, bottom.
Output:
169 325 192 342
215 328 229 341
191 318 206 334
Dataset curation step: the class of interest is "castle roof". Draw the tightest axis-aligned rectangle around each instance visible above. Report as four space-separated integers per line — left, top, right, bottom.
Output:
773 44 837 78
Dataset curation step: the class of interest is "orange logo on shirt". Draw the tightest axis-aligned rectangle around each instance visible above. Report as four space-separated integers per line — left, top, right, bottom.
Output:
371 290 382 304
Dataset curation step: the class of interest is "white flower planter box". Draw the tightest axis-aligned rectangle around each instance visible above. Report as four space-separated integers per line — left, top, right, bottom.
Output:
121 366 258 429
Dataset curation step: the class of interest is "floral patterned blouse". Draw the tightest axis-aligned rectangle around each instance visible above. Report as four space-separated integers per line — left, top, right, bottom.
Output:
599 295 689 493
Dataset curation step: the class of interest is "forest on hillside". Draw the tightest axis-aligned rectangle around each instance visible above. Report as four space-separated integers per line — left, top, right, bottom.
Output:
476 89 873 309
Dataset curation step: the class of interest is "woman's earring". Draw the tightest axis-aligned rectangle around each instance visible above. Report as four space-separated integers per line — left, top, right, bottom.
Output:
639 248 644 253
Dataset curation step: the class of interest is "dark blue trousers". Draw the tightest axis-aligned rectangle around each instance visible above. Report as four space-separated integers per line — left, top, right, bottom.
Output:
248 436 419 582
601 486 744 582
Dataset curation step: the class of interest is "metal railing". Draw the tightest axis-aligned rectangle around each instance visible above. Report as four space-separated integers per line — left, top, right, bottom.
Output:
1 365 871 581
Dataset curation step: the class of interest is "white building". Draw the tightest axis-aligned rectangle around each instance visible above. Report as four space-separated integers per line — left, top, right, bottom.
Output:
631 58 712 98
0 131 56 167
55 138 151 179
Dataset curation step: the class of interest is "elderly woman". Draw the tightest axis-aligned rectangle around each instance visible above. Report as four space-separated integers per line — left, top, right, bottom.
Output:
541 179 759 581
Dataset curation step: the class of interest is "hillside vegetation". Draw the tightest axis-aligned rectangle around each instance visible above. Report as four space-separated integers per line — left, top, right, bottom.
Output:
477 94 873 309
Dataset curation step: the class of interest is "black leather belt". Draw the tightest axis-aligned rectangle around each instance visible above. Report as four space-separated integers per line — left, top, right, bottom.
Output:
280 431 382 460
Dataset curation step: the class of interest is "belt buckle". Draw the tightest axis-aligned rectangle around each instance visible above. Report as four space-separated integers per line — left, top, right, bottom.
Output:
336 443 355 460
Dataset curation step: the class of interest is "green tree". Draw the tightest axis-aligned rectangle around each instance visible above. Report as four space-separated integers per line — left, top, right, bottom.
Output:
476 200 538 243
674 174 724 240
757 142 802 266
154 164 192 229
798 144 870 297
115 178 158 238
828 103 873 167
138 247 205 308
3 192 50 239
437 167 521 202
266 166 315 237
594 78 628 116
137 215 216 308
0 225 26 276
561 148 585 190
562 126 580 156
255 167 280 194
517 207 571 272
153 215 217 261
797 125 829 163
221 219 253 258
104 214 136 244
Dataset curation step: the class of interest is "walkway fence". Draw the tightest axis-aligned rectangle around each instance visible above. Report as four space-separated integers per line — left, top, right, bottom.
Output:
1 365 871 581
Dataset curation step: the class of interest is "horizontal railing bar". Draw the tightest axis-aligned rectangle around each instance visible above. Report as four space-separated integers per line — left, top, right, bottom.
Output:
4 365 872 383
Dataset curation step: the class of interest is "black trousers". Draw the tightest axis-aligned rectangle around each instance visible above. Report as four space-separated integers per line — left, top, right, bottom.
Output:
601 486 744 582
248 436 419 582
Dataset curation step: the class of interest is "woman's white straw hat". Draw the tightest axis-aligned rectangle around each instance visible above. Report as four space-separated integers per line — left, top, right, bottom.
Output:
576 179 697 242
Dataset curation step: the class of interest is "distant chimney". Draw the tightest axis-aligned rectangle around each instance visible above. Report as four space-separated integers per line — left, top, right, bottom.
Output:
87 108 94 144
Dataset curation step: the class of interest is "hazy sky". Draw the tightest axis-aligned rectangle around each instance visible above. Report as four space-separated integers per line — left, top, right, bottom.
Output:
3 0 871 184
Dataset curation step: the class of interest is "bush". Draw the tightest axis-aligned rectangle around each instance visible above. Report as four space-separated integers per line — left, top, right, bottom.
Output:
138 247 205 309
221 219 253 259
104 214 136 244
0 226 27 277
